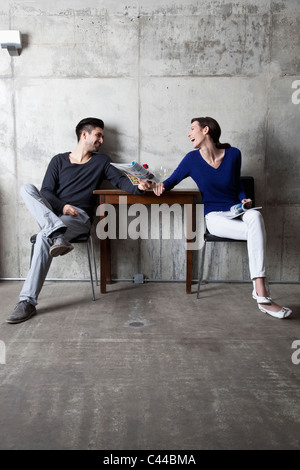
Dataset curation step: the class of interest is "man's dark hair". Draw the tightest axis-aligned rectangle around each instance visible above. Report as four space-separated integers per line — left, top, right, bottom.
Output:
75 117 104 141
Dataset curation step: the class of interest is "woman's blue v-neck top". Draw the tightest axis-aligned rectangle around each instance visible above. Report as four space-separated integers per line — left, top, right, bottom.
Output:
163 147 246 216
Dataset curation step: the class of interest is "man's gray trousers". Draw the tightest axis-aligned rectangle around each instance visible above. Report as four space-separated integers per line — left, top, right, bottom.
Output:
19 184 91 306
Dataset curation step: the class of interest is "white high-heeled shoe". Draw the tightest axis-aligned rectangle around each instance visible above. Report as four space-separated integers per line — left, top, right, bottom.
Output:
252 280 271 304
258 304 292 319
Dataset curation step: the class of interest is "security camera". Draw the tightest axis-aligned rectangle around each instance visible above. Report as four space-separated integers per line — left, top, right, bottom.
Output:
0 30 22 56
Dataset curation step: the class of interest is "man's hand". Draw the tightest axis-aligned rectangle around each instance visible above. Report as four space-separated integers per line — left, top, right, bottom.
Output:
137 179 152 191
63 204 79 216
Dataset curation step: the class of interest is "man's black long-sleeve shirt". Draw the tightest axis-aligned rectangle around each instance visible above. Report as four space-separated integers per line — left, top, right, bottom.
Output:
40 152 143 221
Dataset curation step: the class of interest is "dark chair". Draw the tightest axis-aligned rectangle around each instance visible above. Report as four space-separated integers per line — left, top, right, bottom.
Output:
197 176 255 299
30 232 98 301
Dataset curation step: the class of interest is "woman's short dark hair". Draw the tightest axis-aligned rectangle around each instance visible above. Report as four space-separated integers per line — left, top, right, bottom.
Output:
75 117 104 141
191 117 231 149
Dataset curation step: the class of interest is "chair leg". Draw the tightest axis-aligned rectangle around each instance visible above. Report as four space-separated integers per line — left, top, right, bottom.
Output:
86 241 96 301
30 242 35 268
197 241 206 299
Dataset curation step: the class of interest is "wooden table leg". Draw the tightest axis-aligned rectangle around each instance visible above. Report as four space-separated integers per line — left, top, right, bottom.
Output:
106 237 112 283
185 203 194 294
100 237 106 293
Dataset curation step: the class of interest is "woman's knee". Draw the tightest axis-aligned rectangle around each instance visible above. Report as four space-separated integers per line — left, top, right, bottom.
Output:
244 209 264 224
243 210 266 236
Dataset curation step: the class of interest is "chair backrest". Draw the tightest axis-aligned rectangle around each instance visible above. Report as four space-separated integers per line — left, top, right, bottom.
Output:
241 176 255 206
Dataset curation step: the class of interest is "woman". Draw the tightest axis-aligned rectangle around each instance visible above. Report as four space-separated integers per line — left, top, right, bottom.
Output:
153 117 292 319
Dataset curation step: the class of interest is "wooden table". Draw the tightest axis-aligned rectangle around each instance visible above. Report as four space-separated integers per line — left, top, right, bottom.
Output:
93 189 198 294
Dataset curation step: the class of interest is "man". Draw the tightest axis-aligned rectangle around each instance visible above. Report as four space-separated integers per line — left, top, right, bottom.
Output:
7 117 150 324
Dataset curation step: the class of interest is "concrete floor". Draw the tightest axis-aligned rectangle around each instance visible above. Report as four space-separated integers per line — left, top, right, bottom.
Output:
0 279 299 450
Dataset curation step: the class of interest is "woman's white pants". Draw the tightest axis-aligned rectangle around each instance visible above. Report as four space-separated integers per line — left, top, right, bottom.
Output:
205 209 266 280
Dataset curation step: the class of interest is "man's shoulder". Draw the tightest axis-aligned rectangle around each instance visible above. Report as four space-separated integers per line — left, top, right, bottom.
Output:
91 152 110 161
50 152 69 163
90 153 112 169
52 152 69 157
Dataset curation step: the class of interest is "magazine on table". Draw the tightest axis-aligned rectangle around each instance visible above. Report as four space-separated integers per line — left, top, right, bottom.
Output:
110 161 160 185
227 201 262 219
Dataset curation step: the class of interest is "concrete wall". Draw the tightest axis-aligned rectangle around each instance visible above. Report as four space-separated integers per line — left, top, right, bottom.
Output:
0 0 299 284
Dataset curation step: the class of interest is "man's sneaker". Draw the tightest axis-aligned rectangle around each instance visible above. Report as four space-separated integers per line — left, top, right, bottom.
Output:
6 300 36 324
49 236 74 257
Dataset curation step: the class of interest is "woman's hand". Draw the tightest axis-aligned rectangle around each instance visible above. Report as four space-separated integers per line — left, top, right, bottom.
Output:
152 182 165 196
242 198 252 209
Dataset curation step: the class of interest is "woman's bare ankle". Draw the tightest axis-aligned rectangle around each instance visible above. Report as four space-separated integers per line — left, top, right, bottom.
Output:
254 277 268 297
